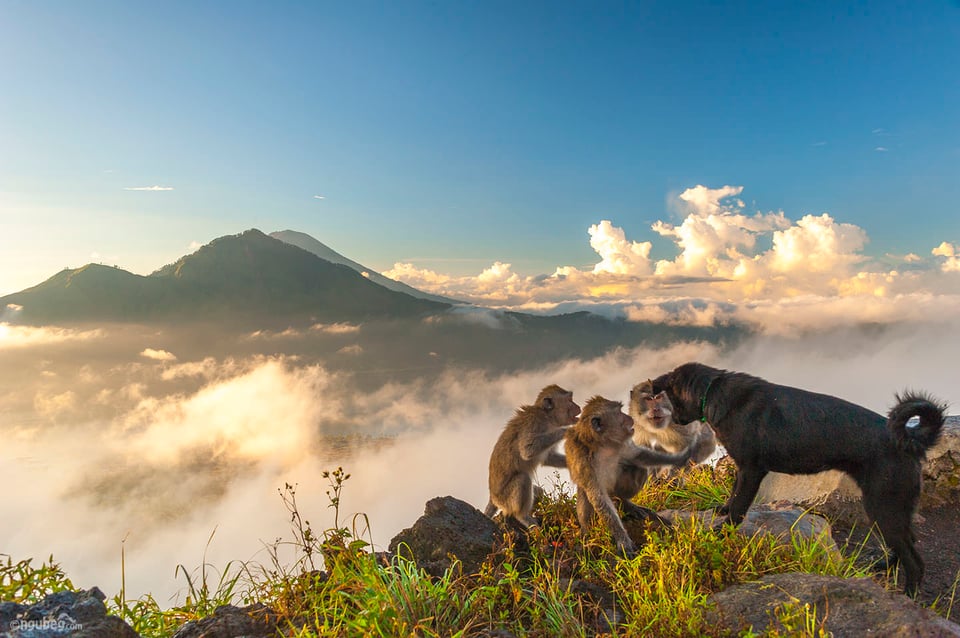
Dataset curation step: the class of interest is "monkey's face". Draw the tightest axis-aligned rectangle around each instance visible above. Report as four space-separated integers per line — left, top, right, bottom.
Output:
559 394 582 426
630 381 672 430
539 386 581 427
639 390 673 429
581 397 634 447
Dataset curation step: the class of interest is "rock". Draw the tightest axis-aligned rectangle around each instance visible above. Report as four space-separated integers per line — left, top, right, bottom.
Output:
663 502 836 547
755 469 867 526
920 416 960 509
706 572 960 637
388 496 500 577
0 587 138 637
170 603 280 638
755 417 960 526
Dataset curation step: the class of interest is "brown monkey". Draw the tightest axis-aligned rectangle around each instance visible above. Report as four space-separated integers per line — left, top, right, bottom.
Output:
566 396 695 554
628 379 717 476
484 385 581 528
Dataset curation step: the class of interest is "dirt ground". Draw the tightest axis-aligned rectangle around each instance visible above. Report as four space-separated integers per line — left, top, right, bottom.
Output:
831 504 960 623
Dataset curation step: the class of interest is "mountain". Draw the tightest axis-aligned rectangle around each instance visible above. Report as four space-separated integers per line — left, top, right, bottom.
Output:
269 230 461 305
1 230 449 324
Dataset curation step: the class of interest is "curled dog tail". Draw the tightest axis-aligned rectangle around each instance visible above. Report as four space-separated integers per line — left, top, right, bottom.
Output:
888 391 948 457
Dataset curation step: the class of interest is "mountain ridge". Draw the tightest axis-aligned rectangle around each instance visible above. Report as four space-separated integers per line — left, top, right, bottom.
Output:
0 229 449 324
269 230 461 305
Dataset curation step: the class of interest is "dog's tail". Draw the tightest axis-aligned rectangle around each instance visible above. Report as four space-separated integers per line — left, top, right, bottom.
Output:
887 391 948 458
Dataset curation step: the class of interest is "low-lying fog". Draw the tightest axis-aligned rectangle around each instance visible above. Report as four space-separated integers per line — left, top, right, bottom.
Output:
1 317 958 603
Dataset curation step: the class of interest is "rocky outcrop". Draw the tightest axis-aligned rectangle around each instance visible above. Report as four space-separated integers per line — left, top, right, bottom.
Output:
388 495 501 577
920 416 960 509
170 603 280 638
755 417 960 525
707 572 960 637
664 502 836 546
0 587 138 638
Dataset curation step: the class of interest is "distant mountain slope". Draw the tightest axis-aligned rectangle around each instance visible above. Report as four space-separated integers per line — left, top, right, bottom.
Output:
270 230 461 305
1 230 449 324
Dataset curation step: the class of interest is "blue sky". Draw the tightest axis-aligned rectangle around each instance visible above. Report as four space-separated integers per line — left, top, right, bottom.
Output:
1 1 958 301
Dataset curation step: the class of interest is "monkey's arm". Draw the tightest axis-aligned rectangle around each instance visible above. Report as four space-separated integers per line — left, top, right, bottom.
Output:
583 482 635 555
626 435 697 469
518 427 567 461
543 451 567 468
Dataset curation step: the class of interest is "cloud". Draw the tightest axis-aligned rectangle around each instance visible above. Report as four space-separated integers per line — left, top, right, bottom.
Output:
337 344 364 356
589 220 653 276
875 147 889 152
6 318 960 605
311 323 361 334
381 184 960 331
933 242 960 272
140 348 177 362
124 186 174 191
0 323 105 349
313 195 326 200
676 184 745 216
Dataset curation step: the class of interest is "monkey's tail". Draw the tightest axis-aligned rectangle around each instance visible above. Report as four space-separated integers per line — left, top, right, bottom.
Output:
887 391 948 458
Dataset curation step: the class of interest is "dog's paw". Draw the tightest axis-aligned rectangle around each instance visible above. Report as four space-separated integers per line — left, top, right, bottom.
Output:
708 513 734 531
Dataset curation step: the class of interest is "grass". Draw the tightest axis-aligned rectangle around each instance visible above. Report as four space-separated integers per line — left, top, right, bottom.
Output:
0 464 924 637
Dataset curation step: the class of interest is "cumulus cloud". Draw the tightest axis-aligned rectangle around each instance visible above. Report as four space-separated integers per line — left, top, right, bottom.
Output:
933 242 960 272
676 184 745 216
589 221 653 276
382 184 960 331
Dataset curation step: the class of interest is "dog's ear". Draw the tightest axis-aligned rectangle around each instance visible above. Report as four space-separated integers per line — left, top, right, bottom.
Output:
590 416 603 432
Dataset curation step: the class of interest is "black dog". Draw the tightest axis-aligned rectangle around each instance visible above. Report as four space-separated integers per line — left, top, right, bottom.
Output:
652 362 947 595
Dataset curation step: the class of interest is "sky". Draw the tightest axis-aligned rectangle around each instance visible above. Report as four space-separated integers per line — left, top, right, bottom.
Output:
1 1 959 308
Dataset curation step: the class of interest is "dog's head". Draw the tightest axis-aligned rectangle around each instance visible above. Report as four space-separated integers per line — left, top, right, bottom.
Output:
651 362 715 424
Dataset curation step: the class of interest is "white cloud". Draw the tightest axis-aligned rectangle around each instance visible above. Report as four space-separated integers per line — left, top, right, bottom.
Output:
123 186 174 191
311 322 361 334
676 184 745 216
381 184 960 330
140 348 177 362
0 324 104 349
767 213 867 274
313 195 326 200
933 242 960 272
875 146 889 152
589 220 653 276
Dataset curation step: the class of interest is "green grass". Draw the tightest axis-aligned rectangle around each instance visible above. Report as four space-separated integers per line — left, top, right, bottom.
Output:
0 465 919 637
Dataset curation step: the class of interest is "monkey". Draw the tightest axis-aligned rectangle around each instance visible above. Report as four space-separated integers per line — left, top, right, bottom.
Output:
628 379 717 477
484 384 581 528
566 396 695 555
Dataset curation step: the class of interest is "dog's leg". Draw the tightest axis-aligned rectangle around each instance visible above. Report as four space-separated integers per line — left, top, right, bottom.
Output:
723 466 767 525
862 481 924 596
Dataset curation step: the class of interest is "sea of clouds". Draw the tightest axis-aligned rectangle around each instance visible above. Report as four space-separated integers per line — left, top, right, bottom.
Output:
2 183 959 603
